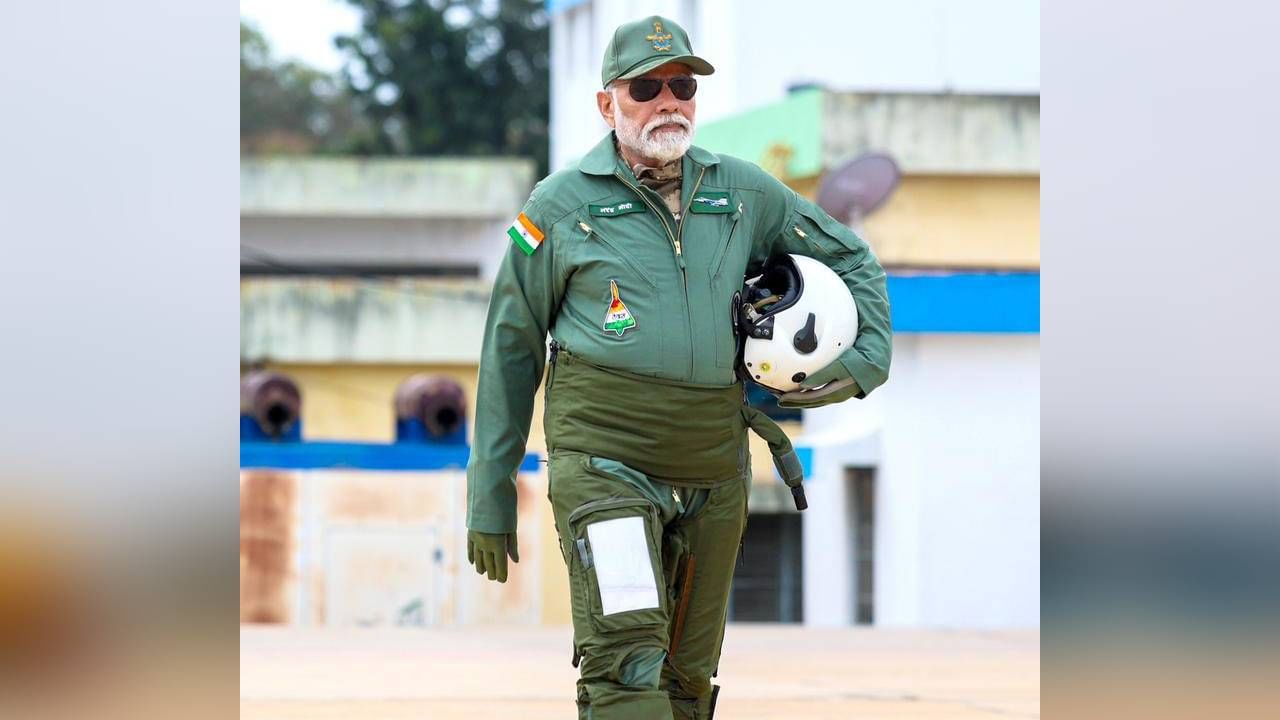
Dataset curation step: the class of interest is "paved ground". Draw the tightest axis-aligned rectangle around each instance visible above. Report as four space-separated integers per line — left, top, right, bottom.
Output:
241 625 1039 719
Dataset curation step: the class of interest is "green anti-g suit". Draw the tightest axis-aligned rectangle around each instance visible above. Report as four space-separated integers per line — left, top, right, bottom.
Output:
467 132 892 719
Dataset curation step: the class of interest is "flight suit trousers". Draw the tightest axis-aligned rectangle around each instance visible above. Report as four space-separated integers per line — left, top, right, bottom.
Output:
548 450 749 720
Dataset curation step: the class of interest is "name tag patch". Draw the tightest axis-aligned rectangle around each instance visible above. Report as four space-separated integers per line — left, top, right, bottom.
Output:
590 201 646 217
689 191 733 214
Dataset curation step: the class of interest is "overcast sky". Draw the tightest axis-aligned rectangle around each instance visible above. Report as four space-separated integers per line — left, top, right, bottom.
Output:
240 0 362 72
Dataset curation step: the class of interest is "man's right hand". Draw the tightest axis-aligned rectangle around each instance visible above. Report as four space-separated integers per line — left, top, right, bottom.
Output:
467 529 520 583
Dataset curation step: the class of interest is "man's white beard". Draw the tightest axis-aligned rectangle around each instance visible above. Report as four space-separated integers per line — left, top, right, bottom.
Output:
615 110 693 165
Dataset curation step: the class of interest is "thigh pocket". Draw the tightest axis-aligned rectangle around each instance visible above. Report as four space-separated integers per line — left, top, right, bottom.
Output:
568 497 668 632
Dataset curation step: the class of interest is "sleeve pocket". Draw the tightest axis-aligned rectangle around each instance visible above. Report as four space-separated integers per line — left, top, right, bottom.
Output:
787 202 866 272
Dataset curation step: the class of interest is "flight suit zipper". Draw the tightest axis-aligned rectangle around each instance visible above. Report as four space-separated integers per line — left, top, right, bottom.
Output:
613 166 707 378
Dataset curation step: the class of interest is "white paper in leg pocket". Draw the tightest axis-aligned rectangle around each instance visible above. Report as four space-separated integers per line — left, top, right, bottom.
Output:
586 516 660 615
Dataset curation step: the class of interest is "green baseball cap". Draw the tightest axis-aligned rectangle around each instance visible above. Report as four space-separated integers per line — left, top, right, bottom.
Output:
600 15 715 88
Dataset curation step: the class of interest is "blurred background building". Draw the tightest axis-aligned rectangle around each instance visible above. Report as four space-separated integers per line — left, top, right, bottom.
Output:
241 0 1038 631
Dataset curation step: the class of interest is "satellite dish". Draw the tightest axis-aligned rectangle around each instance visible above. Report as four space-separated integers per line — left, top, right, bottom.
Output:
815 153 901 226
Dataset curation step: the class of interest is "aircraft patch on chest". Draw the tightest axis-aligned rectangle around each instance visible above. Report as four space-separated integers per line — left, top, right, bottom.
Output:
602 280 637 337
689 191 734 214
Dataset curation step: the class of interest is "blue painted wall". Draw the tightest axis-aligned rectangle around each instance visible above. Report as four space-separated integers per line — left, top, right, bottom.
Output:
887 272 1039 333
241 441 541 473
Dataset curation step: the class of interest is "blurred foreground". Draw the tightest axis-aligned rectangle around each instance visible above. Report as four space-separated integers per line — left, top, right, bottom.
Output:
240 625 1039 719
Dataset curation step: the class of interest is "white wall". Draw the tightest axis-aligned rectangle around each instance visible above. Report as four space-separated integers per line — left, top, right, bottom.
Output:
799 397 884 627
801 333 1040 628
550 0 1040 169
896 334 1040 628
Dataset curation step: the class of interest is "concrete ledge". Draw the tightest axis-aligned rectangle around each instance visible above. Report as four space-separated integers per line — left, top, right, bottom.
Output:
824 92 1039 175
241 156 535 218
697 90 1039 176
240 278 490 363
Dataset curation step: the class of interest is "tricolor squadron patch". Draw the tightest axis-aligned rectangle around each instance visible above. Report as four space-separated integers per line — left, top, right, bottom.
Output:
507 212 545 255
602 280 637 336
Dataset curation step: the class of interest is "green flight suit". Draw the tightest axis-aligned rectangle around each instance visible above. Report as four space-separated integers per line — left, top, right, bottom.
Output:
467 132 892 719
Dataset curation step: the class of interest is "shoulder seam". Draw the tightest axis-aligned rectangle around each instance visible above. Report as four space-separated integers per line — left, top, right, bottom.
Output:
529 179 620 229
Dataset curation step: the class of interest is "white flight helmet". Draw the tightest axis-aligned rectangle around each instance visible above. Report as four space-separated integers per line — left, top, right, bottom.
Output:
734 254 859 393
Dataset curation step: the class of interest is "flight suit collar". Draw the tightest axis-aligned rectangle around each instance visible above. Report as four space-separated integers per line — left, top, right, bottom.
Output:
577 131 719 177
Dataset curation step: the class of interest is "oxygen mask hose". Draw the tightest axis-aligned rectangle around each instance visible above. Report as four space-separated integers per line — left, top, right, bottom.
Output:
751 294 783 314
740 405 808 511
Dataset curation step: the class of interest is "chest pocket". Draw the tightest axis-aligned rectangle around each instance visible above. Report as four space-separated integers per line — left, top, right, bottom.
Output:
576 217 656 290
708 204 745 281
561 217 666 372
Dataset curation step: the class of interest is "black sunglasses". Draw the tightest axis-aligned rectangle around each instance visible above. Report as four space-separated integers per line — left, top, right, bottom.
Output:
625 76 697 102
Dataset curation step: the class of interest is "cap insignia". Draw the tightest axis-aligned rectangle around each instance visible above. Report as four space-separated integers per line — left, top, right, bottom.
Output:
646 22 673 52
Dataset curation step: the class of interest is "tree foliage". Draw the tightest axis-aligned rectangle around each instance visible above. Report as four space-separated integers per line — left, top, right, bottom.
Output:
240 20 365 155
335 0 550 174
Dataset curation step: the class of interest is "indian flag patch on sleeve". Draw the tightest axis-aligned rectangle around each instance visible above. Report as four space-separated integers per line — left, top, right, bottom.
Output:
507 212 545 256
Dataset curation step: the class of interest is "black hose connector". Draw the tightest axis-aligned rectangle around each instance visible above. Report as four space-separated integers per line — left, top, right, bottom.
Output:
791 485 808 511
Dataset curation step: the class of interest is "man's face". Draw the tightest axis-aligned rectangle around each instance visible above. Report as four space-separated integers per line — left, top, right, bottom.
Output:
598 62 697 164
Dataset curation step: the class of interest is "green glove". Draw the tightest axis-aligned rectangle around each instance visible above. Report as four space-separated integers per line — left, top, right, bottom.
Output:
467 529 519 583
777 357 863 409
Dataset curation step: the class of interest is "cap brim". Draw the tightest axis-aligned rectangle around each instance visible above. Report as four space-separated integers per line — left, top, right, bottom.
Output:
617 54 715 81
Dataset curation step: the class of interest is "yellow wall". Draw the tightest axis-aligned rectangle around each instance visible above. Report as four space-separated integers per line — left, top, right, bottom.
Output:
244 362 522 444
788 174 1041 269
865 175 1040 269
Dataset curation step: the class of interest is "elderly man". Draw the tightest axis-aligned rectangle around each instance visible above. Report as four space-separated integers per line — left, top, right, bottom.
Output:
466 15 892 720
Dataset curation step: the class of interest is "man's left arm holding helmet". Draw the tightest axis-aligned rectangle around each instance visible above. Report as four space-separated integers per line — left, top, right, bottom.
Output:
754 178 893 408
